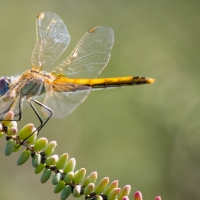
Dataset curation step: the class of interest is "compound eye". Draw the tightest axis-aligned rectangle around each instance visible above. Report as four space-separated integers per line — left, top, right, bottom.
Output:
0 77 9 96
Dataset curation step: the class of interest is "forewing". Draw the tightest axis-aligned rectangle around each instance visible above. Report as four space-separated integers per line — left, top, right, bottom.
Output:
41 84 91 119
31 11 70 70
52 26 114 78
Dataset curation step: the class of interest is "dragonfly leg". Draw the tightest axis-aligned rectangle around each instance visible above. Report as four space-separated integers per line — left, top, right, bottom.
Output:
30 99 53 132
29 99 44 129
13 98 22 121
0 98 22 121
18 99 53 146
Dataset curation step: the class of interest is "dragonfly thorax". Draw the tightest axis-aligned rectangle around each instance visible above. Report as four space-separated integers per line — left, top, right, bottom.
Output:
17 69 54 99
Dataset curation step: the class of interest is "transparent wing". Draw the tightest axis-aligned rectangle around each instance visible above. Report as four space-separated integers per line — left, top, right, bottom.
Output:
42 26 114 118
31 11 70 70
41 83 91 118
52 26 114 78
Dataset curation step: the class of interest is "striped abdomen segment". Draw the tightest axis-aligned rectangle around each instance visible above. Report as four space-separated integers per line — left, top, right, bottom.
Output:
60 76 155 89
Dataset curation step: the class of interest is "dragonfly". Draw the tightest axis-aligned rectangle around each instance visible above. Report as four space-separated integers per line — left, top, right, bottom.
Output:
0 11 155 143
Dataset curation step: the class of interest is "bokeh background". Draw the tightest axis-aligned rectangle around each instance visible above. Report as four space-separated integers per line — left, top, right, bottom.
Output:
0 1 200 200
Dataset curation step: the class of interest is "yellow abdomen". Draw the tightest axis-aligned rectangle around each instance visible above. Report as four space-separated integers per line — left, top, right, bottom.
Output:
56 76 155 89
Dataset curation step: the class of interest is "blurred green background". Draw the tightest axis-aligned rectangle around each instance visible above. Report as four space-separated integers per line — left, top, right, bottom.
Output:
0 1 200 200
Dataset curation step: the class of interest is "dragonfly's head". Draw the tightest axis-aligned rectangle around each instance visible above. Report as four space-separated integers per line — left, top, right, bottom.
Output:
0 76 11 96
